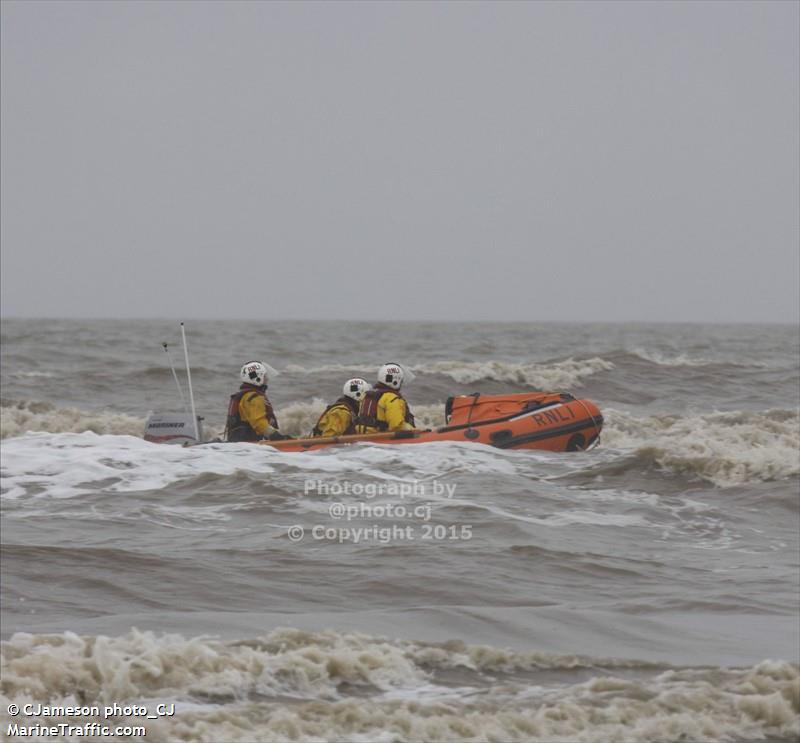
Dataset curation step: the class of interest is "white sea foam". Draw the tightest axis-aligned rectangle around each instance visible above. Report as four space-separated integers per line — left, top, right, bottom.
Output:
420 358 614 387
0 400 145 440
3 401 797 496
630 348 724 367
1 629 797 743
0 399 447 442
9 370 58 378
285 358 615 388
0 432 517 501
0 432 273 500
603 407 800 486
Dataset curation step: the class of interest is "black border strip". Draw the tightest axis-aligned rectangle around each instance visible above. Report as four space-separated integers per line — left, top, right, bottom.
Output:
491 416 604 449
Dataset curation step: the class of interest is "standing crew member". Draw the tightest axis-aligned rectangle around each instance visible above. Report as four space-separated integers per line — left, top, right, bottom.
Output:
311 378 370 437
356 363 416 434
225 361 287 442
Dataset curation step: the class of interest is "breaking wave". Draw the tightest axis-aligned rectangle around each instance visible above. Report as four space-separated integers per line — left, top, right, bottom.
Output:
628 348 759 368
286 357 615 388
602 407 800 487
1 628 797 743
0 628 651 703
0 399 448 442
0 399 145 440
4 399 798 490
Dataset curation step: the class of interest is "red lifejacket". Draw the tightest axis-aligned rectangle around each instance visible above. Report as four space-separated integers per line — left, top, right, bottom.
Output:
225 384 278 442
356 385 415 432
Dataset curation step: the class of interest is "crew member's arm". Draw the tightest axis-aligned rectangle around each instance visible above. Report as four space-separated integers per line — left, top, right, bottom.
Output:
381 394 415 431
240 393 279 438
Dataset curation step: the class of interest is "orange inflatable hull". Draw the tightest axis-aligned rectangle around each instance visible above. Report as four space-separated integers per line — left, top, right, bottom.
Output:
261 393 603 453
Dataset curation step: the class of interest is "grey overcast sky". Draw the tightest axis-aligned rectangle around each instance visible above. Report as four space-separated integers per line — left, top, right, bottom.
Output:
1 0 798 323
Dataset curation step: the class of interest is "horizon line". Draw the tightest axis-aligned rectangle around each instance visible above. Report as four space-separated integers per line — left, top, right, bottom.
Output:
1 314 798 327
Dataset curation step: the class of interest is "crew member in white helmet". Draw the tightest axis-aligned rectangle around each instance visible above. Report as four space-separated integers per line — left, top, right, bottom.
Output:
225 361 288 442
311 378 370 437
355 363 416 434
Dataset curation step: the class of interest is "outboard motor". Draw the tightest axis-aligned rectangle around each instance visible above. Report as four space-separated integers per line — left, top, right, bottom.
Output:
144 413 204 445
144 325 204 445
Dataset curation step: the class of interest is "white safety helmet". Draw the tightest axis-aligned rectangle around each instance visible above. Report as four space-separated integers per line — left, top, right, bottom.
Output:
377 362 415 390
343 378 370 402
240 360 278 388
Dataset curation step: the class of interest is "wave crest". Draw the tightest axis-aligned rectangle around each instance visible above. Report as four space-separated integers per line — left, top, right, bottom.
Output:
0 398 447 441
1 629 797 743
286 358 614 388
421 357 614 387
603 408 800 486
0 400 144 440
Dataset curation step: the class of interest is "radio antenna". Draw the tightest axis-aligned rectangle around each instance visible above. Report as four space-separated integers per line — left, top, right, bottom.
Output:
180 322 200 442
162 342 189 414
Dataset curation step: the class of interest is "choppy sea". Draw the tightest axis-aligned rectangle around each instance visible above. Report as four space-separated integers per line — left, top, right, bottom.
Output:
1 319 798 742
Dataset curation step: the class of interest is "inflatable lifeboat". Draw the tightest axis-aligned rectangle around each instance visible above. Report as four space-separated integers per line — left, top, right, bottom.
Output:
262 392 603 453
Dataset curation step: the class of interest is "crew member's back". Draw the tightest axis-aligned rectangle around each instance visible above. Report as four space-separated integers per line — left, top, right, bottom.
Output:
225 360 287 442
356 363 415 434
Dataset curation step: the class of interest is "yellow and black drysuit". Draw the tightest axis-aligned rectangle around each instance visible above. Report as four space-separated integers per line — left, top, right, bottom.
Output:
355 384 415 434
225 384 280 442
311 396 359 438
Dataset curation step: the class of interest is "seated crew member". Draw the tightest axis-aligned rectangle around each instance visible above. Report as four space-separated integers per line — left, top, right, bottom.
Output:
225 361 288 442
311 378 370 437
356 363 416 434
